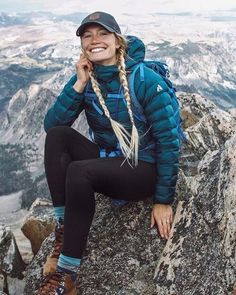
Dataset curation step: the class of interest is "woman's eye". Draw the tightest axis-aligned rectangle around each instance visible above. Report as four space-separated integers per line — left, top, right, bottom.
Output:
83 34 91 39
100 31 108 36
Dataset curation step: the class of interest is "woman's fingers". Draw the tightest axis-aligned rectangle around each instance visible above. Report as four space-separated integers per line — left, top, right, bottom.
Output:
76 55 92 73
167 220 171 237
163 220 169 239
161 219 170 240
165 219 171 239
159 220 171 239
165 212 172 238
157 219 164 238
78 54 93 70
76 59 90 70
75 55 94 85
150 211 155 228
153 216 173 239
151 204 174 240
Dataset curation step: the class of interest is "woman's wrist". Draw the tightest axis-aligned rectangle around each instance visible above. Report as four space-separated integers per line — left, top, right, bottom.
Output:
73 80 87 93
153 203 171 208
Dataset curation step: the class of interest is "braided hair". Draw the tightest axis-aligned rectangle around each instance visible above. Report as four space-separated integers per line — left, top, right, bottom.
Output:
89 35 139 167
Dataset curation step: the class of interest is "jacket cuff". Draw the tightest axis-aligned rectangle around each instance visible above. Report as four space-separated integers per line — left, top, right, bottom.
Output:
64 85 84 101
152 194 174 205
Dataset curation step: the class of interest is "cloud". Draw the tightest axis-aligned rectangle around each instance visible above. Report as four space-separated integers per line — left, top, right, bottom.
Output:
1 0 235 14
50 0 235 15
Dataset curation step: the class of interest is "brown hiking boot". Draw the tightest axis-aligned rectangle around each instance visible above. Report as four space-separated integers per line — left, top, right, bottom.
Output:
35 271 77 295
43 223 64 275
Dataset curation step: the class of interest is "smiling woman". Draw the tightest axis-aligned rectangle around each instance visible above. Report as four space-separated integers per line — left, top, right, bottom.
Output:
34 11 180 294
80 25 120 65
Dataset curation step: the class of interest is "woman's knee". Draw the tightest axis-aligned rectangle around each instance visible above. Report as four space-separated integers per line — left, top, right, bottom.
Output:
45 126 73 144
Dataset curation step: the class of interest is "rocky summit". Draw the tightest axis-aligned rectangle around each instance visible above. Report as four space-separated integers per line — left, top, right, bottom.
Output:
0 10 236 295
18 93 236 295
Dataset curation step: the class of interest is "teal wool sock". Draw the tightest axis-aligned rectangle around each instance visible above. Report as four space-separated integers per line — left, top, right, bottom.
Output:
53 206 65 222
57 253 81 282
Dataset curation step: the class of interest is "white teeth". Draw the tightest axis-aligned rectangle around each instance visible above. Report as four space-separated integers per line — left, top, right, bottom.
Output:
91 48 105 53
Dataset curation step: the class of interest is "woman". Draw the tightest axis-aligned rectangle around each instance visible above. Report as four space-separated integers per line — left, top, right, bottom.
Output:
36 11 180 294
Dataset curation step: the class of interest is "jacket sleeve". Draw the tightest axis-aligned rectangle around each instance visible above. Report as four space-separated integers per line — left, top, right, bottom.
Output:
44 74 85 133
143 76 180 205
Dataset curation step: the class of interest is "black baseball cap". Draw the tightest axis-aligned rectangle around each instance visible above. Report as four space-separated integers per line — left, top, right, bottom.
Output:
76 11 121 37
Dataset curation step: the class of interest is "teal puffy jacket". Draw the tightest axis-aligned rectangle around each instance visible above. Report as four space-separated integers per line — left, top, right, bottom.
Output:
44 35 180 204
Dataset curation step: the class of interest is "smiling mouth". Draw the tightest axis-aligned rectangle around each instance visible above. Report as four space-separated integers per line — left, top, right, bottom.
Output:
90 47 106 53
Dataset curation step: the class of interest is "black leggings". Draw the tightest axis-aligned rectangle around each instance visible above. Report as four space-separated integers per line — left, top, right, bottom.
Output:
44 126 156 258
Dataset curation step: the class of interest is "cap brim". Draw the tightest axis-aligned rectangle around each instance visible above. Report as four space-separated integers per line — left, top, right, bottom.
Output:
76 21 117 36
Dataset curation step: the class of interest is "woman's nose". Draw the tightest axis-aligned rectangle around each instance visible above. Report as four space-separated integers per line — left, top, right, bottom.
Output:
91 34 100 43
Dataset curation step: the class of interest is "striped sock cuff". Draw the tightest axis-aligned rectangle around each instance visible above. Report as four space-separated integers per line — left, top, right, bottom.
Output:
53 206 65 222
57 253 81 273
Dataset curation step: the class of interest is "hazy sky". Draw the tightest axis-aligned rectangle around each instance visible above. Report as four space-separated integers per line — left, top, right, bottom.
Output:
1 0 236 14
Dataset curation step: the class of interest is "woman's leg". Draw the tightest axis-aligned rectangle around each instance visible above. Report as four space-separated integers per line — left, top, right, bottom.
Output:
39 129 156 293
44 126 99 207
62 157 156 258
43 126 100 276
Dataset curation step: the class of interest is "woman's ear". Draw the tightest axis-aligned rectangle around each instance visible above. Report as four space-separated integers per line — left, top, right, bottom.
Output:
115 38 122 49
114 35 122 49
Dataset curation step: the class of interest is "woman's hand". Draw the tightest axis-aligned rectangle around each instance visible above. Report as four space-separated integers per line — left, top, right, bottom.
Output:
150 204 174 239
73 53 93 93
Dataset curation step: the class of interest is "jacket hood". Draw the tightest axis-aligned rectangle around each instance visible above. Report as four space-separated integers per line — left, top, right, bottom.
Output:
125 35 145 69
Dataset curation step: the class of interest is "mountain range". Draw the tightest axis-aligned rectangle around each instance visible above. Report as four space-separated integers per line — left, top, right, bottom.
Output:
0 10 235 206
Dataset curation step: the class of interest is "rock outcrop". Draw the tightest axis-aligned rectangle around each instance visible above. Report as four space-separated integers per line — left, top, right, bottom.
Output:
21 93 236 294
180 93 236 149
21 198 55 255
153 135 236 295
24 196 166 295
0 224 26 295
0 225 25 279
179 92 236 176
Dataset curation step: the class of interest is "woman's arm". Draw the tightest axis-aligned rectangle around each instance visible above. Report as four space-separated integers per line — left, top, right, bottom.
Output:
44 74 85 132
144 81 180 203
142 71 180 238
44 54 93 132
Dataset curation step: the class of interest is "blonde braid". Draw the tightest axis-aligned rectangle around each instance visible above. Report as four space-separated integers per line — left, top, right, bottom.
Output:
89 72 111 118
89 71 133 162
117 46 139 167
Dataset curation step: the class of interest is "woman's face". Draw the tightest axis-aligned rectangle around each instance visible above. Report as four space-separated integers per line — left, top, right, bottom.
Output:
81 24 120 66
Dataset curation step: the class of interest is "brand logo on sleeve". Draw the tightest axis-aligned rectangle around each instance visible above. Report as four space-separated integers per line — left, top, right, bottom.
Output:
157 85 163 93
